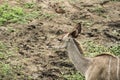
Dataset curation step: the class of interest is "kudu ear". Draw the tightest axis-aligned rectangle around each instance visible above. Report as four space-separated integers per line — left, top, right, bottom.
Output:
69 23 82 38
54 23 82 49
62 23 82 41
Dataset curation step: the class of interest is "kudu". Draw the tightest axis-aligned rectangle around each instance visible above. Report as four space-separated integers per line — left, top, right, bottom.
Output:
59 23 120 80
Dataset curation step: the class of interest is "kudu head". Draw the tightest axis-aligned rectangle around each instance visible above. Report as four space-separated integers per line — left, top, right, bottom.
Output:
58 23 82 49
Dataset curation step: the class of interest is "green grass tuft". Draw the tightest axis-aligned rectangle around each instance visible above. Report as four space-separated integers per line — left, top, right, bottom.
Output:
24 3 35 8
109 45 120 56
0 63 12 76
0 4 39 25
83 41 108 57
83 41 120 57
0 4 24 25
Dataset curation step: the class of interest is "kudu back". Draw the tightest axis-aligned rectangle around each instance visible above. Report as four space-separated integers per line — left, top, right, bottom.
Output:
61 23 120 80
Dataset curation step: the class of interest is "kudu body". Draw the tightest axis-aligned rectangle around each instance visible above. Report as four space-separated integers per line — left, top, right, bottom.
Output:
60 23 120 80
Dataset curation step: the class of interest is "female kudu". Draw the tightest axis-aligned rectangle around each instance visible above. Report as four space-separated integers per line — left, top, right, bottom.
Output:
60 23 120 80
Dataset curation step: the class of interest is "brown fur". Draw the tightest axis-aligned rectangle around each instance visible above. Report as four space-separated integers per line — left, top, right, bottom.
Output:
65 37 120 80
61 23 120 80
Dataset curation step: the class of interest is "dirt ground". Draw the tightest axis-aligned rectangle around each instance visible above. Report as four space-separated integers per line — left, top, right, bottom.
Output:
0 0 120 80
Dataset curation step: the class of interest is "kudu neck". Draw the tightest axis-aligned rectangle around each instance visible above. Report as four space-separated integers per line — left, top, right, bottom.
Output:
68 37 84 55
67 37 90 75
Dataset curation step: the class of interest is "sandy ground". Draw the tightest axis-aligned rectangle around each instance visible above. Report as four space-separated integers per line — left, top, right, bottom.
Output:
0 0 119 80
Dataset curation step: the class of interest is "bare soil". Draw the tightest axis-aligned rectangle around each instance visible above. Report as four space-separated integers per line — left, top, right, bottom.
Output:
0 0 120 80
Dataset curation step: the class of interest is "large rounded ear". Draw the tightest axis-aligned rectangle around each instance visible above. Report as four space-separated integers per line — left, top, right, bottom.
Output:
69 23 82 38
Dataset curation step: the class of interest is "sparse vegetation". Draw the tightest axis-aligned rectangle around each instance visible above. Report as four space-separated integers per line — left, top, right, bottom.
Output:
83 41 120 57
0 63 13 79
0 62 24 79
0 41 25 79
0 4 39 25
92 7 106 16
39 12 56 20
0 4 25 25
84 41 108 57
109 45 120 56
0 3 56 25
0 41 18 60
24 3 35 8
0 42 11 59
64 72 85 80
0 0 119 80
